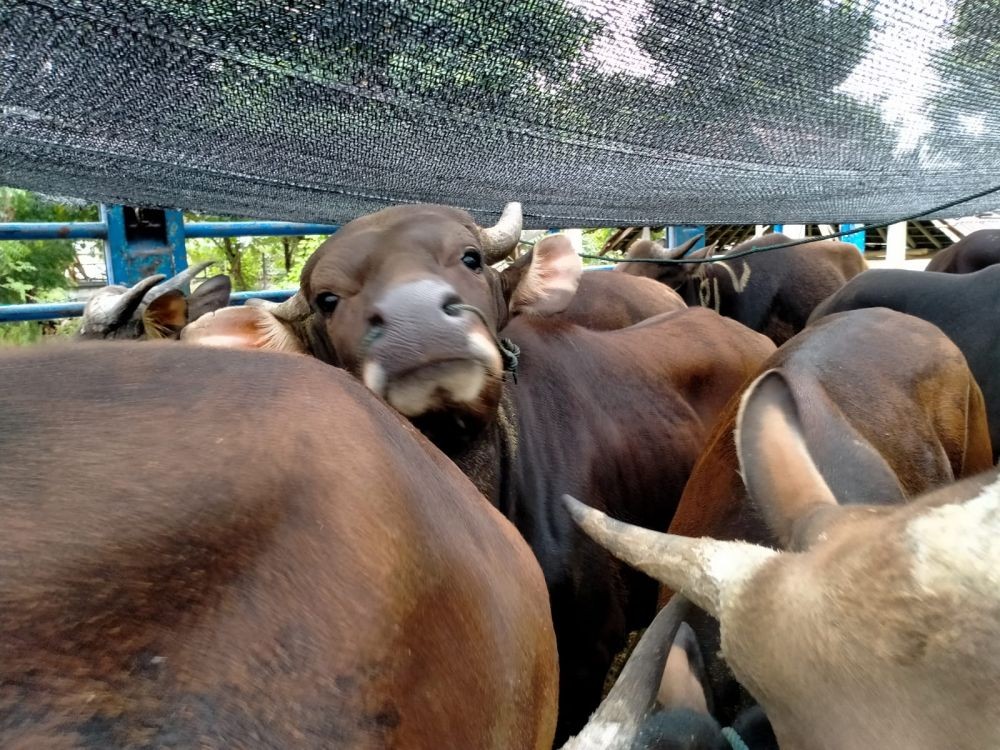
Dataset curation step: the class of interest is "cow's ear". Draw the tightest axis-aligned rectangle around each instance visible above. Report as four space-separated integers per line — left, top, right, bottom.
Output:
736 369 839 548
143 290 189 338
180 306 308 354
657 622 711 715
187 274 232 322
507 234 582 316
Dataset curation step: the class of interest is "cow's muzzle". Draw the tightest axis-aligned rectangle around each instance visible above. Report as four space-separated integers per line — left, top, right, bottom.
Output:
361 279 503 417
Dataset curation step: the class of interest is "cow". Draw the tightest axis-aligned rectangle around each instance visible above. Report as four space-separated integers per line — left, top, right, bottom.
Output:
0 342 558 749
808 265 1000 461
661 307 993 721
618 232 866 345
503 249 687 330
924 228 1000 273
565 366 1000 750
77 261 231 340
181 201 776 742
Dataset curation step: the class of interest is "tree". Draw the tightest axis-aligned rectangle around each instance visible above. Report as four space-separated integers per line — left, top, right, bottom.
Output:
0 188 99 344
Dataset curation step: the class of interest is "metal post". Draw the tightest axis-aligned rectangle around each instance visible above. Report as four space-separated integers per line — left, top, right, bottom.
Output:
667 225 706 252
780 224 806 239
839 223 866 253
885 221 908 267
101 204 188 286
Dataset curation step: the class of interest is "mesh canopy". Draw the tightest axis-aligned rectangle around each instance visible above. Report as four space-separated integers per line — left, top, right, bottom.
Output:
2 0 1000 227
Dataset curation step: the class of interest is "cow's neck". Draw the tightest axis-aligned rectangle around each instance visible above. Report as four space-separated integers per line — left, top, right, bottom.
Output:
416 390 518 509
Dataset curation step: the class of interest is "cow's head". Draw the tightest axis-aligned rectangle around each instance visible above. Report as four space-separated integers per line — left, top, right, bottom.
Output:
184 203 582 429
78 261 231 340
617 235 715 292
563 368 1000 749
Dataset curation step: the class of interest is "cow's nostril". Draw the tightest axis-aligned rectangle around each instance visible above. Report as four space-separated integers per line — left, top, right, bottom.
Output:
368 313 385 329
442 295 463 317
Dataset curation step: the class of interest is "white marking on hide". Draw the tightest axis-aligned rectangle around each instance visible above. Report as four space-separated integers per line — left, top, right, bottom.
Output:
386 361 486 417
908 475 1000 599
467 330 503 376
696 260 751 313
362 360 387 396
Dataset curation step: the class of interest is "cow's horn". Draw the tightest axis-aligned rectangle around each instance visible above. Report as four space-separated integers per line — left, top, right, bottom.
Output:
142 261 216 305
84 274 166 328
246 290 311 321
480 202 523 264
560 595 691 749
664 233 705 260
562 495 777 618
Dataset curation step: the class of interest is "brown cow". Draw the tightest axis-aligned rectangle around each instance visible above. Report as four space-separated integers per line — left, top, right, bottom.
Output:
182 202 775 742
618 233 866 345
565 373 1000 750
504 249 686 330
77 261 231 340
924 228 1000 273
0 343 557 749
662 307 993 721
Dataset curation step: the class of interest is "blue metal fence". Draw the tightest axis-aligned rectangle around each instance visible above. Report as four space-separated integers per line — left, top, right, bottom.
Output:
0 203 339 323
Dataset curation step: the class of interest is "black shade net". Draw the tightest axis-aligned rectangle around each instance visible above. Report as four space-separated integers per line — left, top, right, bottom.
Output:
2 0 1000 228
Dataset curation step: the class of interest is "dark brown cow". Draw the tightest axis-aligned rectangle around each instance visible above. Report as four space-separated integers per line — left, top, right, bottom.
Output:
925 228 1000 273
0 343 557 749
663 308 993 721
504 249 686 330
183 202 775 742
618 233 866 344
78 261 231 340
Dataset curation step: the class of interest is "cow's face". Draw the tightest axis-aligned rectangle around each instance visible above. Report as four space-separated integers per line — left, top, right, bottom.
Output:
299 204 581 425
617 238 713 295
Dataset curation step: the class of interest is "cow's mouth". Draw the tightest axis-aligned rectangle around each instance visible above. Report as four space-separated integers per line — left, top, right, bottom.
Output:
364 356 500 418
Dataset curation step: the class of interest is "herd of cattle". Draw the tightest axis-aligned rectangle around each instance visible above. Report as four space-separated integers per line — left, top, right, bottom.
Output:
3 204 999 749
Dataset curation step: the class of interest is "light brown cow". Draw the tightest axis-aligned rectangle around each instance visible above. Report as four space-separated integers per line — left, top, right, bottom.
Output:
565 366 1000 750
0 342 557 749
664 307 993 720
503 248 687 330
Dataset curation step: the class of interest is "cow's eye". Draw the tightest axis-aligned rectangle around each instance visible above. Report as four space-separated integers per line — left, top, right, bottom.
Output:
315 292 340 314
461 249 483 272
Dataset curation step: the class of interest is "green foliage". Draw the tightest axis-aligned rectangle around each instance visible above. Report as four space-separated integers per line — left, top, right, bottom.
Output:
0 188 97 305
183 212 329 291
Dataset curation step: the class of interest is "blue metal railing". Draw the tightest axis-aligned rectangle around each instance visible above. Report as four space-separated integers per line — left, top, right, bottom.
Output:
0 203 339 323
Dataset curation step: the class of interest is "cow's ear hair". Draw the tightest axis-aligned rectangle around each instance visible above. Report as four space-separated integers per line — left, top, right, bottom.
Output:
657 622 712 715
187 274 232 323
508 234 582 316
180 306 308 354
735 369 839 548
143 290 189 338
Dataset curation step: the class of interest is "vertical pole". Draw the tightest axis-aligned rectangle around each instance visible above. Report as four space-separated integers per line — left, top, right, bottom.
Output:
885 221 907 267
640 227 651 241
668 225 706 252
754 225 767 237
101 204 127 286
839 223 866 253
780 224 807 239
99 205 188 285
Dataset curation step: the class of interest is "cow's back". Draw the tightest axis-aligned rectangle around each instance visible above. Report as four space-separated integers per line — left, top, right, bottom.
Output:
0 344 557 749
563 271 687 329
809 266 1000 459
711 240 865 345
925 229 1000 273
